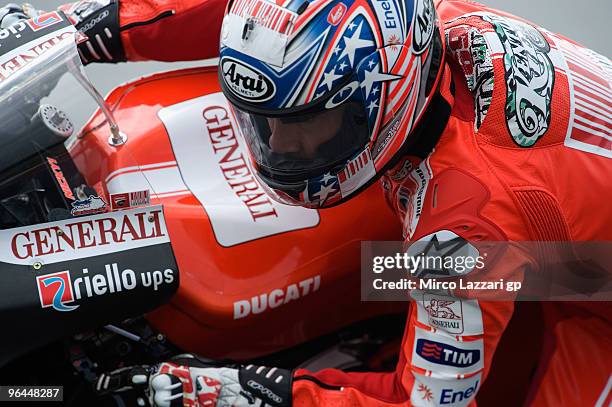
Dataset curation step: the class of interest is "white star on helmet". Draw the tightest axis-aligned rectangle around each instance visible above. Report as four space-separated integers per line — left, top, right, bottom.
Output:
339 21 374 67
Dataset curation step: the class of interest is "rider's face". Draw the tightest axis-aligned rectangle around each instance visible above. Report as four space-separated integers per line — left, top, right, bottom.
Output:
267 107 344 159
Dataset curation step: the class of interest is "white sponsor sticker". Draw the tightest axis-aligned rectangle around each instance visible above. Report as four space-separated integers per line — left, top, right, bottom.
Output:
1 205 169 265
158 93 320 247
413 292 484 336
410 372 482 407
221 0 296 67
411 326 484 377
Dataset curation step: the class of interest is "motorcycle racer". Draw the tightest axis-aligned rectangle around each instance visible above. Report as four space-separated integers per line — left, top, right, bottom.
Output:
2 0 610 406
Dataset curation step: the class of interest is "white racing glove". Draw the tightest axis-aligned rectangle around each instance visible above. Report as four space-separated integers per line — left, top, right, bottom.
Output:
96 355 293 407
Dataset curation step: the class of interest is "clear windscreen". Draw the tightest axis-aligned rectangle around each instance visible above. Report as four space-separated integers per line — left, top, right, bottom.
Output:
0 23 152 229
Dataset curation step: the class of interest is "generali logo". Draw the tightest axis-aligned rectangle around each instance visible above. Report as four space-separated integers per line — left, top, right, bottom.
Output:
10 208 166 260
202 105 279 222
221 57 276 102
327 3 347 26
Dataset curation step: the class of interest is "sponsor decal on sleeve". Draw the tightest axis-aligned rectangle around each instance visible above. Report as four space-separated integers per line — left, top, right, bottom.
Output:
411 326 484 377
445 25 494 131
413 292 484 336
404 158 432 239
410 372 482 407
482 14 554 147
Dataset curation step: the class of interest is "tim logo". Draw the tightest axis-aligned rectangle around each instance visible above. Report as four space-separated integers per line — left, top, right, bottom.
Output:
36 271 79 312
416 339 479 368
27 12 63 31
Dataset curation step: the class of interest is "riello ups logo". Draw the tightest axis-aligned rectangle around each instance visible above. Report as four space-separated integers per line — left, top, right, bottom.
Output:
36 264 176 312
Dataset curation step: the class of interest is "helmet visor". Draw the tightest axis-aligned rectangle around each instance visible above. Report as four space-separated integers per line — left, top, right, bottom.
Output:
233 101 370 183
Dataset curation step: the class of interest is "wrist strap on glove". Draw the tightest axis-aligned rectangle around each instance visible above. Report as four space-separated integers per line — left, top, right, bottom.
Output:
62 0 126 64
164 355 293 407
239 364 292 407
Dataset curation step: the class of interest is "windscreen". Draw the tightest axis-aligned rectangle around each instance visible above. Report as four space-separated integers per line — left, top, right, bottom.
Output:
0 15 152 229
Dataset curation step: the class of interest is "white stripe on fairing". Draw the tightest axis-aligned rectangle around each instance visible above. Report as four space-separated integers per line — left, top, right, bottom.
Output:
106 166 188 196
155 190 191 198
105 161 178 184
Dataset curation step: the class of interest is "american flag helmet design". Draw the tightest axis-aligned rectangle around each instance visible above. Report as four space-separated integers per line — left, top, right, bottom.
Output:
219 0 445 208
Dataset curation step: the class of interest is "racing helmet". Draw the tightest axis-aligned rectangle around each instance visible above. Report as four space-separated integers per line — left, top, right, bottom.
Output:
219 0 445 208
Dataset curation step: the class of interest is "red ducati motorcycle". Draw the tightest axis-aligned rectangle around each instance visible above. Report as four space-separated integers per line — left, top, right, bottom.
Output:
0 17 538 406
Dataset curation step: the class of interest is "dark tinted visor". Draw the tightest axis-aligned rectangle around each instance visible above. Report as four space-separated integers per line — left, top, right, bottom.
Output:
233 101 370 183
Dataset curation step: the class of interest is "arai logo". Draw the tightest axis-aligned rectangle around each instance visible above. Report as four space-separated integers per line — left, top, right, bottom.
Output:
221 58 276 102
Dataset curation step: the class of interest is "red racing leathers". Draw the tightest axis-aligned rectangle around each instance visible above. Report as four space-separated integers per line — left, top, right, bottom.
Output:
62 0 612 405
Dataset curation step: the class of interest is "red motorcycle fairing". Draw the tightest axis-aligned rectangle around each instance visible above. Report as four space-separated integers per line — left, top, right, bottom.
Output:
72 65 405 360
